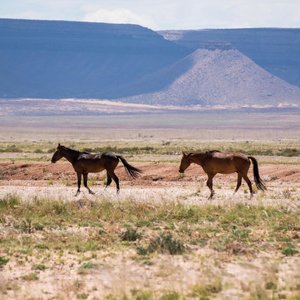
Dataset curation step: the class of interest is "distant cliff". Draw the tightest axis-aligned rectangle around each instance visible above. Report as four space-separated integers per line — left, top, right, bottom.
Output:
159 28 300 88
118 48 300 107
0 19 299 108
0 18 188 99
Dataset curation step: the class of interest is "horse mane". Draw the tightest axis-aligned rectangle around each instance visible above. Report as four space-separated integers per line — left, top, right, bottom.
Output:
205 150 221 155
60 145 89 155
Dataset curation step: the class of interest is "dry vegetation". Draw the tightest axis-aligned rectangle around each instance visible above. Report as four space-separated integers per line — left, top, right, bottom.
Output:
0 112 300 299
0 189 299 300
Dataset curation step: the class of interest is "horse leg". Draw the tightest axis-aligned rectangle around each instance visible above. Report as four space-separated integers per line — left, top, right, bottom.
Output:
242 173 253 197
83 173 95 195
110 171 120 193
234 173 242 193
75 172 82 196
105 171 112 189
207 174 215 199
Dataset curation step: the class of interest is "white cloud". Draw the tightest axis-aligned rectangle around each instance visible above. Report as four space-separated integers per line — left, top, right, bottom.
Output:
82 7 156 28
146 0 300 29
1 0 300 29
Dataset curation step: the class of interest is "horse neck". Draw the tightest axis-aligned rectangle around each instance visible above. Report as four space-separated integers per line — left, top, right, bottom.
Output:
61 148 80 164
189 153 205 166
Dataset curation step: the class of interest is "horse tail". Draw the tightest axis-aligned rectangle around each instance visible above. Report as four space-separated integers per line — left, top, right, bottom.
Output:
248 156 267 191
117 155 142 179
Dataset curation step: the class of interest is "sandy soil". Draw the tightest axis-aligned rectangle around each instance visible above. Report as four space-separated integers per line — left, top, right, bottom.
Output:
0 161 299 299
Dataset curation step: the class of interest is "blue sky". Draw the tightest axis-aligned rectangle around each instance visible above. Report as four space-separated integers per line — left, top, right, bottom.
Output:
1 0 300 30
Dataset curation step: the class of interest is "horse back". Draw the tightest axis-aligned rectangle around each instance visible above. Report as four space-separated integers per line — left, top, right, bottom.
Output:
73 152 119 173
209 151 248 160
203 151 250 174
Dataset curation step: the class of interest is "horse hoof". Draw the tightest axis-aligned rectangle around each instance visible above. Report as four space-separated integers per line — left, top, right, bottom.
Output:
208 192 215 200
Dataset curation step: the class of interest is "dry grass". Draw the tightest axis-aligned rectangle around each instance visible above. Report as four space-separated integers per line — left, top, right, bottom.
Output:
1 140 300 160
0 190 299 299
0 125 299 298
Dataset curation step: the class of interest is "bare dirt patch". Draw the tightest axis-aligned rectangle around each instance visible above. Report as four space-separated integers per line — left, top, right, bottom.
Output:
1 161 300 183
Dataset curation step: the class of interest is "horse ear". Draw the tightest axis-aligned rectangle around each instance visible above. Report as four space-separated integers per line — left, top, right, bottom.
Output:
182 151 186 157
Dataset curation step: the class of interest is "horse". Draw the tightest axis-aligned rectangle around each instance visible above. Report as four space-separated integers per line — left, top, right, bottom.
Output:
51 144 142 196
179 150 266 199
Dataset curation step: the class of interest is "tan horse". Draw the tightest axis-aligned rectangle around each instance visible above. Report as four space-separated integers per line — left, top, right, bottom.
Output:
51 144 142 196
179 150 266 199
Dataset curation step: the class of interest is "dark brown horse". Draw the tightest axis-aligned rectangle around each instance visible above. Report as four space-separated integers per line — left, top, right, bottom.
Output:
51 144 142 196
179 150 266 199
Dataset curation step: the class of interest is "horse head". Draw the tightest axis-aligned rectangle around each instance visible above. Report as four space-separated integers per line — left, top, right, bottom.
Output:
51 143 64 163
179 152 192 173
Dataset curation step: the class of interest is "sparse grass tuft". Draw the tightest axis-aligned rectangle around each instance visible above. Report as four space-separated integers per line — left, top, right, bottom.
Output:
120 226 141 242
138 233 185 255
47 179 54 185
77 293 89 299
265 281 277 290
131 289 153 300
0 194 20 208
21 272 39 281
32 264 47 271
159 291 181 300
80 261 96 269
34 148 43 153
191 281 222 299
0 256 9 268
281 243 299 256
34 243 49 250
78 261 97 275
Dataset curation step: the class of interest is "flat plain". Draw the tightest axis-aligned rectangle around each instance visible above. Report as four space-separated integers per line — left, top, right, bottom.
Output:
0 111 299 300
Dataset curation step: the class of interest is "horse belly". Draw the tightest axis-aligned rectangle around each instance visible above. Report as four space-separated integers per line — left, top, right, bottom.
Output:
74 160 105 173
209 159 237 174
218 166 237 174
88 165 105 173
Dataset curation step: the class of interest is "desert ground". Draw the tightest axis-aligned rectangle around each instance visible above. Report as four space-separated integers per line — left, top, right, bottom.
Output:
0 111 299 299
